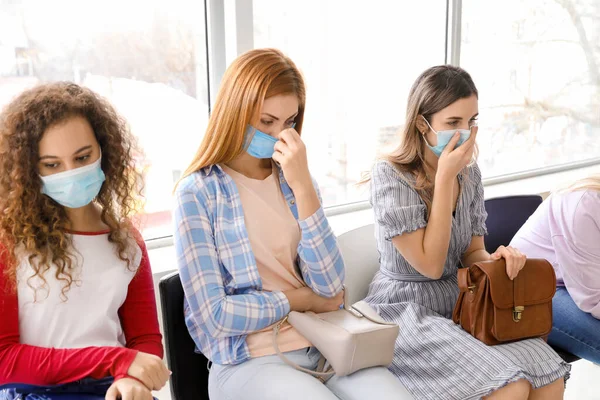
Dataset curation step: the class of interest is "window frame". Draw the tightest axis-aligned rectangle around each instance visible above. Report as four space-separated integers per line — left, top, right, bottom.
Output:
144 0 600 248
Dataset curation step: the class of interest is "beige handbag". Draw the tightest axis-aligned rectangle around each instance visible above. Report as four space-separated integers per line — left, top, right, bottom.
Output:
272 289 399 379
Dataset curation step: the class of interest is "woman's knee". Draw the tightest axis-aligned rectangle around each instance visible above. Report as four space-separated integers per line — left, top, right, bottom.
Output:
528 378 565 400
484 379 531 400
327 367 411 400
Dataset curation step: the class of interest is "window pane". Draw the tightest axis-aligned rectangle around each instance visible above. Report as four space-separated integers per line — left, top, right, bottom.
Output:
0 0 208 239
253 0 447 206
462 0 600 178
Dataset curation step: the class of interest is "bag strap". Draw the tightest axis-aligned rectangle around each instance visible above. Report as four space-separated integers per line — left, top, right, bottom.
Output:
457 268 471 292
351 301 396 326
272 316 335 380
465 266 482 336
271 286 392 380
513 270 525 322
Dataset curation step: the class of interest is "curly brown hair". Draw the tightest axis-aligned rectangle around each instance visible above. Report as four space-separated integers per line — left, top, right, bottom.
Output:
0 82 144 298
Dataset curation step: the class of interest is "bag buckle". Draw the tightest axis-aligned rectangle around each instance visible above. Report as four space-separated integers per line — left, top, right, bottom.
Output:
467 285 476 294
513 306 524 322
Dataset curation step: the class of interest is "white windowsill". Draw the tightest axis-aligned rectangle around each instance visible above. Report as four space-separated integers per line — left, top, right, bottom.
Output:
147 162 600 278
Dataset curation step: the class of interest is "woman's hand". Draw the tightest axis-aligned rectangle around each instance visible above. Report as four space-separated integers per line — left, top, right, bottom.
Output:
105 378 153 400
126 351 170 391
436 126 478 183
491 245 526 280
309 290 344 313
284 287 344 313
272 129 312 193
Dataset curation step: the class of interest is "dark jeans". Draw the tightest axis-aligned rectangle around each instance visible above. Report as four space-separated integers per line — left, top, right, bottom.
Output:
0 377 158 400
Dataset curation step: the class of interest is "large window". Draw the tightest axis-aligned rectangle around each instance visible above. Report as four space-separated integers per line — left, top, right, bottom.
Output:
462 0 600 178
2 1 599 242
0 0 208 239
252 0 447 207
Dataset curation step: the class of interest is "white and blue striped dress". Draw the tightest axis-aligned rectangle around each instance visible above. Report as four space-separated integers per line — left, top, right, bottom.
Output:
365 161 570 400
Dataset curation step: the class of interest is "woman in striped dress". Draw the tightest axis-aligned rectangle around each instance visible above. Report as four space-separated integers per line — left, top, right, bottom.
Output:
363 65 570 400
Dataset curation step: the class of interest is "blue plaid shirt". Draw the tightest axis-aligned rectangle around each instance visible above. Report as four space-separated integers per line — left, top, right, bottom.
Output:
173 164 345 365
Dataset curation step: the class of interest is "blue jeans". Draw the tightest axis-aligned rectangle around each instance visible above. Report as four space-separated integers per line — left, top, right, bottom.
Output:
548 286 600 364
209 347 413 400
0 378 159 400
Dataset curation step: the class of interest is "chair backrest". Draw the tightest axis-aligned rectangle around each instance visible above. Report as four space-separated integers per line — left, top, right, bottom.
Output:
337 224 380 304
159 272 209 400
483 195 543 253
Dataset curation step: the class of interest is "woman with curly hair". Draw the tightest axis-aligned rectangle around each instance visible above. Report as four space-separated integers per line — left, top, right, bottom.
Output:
0 82 169 400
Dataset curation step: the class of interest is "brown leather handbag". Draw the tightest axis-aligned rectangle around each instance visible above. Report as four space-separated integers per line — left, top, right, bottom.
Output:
452 258 556 345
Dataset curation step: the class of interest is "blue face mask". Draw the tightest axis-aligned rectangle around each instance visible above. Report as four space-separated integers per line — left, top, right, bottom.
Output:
422 117 472 157
40 156 106 209
245 123 296 159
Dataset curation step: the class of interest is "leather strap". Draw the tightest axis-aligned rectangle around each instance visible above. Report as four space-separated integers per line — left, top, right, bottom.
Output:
272 316 335 380
457 268 471 293
513 272 525 306
469 282 483 335
317 355 328 374
513 267 525 320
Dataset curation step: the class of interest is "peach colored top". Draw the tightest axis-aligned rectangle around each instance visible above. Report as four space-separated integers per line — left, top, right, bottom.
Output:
222 164 311 357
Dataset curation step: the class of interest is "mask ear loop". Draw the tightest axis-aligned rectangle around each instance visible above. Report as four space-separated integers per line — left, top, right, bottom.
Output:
421 132 434 148
420 116 435 147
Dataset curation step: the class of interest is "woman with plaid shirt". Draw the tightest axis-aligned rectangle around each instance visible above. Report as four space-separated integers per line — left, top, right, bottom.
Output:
173 49 410 400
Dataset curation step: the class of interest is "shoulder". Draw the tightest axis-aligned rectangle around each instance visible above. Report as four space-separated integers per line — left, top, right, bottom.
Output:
127 226 147 253
372 160 399 177
465 162 483 182
101 225 145 271
369 161 425 207
547 189 600 239
371 160 415 186
175 167 218 197
128 228 151 275
554 189 600 252
571 189 600 225
174 166 228 210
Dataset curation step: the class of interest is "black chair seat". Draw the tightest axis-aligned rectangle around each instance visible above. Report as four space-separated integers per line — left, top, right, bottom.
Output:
554 348 581 364
159 271 210 400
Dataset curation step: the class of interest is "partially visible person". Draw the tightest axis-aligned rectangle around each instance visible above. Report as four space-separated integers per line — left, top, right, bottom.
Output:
512 174 600 364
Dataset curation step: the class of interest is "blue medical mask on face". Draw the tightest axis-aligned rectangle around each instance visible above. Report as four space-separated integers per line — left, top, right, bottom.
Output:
245 123 296 159
40 155 106 209
422 116 472 157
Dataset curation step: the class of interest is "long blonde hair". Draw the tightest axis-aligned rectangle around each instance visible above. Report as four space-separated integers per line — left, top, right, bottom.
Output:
180 48 306 180
562 174 600 193
360 65 478 214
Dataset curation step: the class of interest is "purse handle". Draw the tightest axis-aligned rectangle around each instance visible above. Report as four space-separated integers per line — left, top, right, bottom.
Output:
272 315 335 381
271 286 349 380
271 286 394 379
